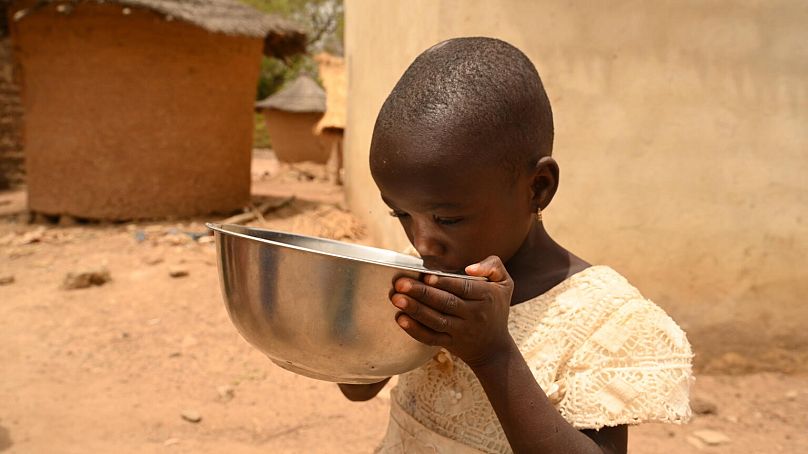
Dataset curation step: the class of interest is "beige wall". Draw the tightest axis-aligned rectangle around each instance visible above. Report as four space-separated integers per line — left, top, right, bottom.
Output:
11 1 262 219
344 0 808 371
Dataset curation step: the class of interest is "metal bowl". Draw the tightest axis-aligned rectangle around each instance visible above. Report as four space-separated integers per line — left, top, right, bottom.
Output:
206 223 481 384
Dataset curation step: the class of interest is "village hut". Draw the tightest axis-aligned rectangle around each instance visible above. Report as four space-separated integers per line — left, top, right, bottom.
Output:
255 74 328 163
314 52 346 184
7 0 305 219
0 4 24 190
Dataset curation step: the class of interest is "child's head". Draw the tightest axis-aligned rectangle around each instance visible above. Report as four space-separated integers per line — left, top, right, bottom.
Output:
370 37 558 272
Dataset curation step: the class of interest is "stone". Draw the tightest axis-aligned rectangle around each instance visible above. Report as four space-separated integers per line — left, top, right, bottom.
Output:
63 267 112 290
785 390 798 401
169 266 189 278
198 235 214 244
690 429 731 446
0 275 14 286
143 255 164 266
216 385 235 401
181 410 202 423
164 438 180 446
691 396 718 415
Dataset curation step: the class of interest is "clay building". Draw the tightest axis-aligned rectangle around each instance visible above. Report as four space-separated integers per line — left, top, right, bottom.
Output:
255 74 327 163
7 0 305 219
0 3 24 190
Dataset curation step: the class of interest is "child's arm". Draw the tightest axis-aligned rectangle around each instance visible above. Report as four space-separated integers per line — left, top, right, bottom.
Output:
337 377 391 401
391 256 626 454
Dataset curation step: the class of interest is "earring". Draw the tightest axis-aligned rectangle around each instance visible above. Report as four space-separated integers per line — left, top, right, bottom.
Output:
536 208 543 222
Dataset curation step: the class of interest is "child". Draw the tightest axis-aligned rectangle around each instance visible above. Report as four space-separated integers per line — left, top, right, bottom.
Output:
338 37 692 454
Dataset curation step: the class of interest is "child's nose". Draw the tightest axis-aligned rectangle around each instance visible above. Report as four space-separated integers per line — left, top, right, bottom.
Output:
411 219 444 258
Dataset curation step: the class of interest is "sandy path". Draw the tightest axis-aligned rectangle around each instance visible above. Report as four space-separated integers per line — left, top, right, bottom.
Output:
1 158 806 453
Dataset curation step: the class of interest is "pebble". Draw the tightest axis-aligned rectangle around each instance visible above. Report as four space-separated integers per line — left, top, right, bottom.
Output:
785 390 798 401
724 415 739 424
181 410 202 423
0 274 14 286
63 267 112 290
169 266 189 278
144 255 164 266
691 396 718 415
690 429 731 446
217 385 235 401
164 438 180 446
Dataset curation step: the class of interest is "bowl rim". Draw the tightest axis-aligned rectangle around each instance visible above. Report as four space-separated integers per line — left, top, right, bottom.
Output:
206 222 485 281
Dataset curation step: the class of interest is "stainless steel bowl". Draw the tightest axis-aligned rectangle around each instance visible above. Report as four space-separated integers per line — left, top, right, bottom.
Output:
207 223 482 384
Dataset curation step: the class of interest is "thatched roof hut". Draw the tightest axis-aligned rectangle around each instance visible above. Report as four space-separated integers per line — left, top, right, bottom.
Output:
11 0 306 58
8 0 306 219
255 75 329 163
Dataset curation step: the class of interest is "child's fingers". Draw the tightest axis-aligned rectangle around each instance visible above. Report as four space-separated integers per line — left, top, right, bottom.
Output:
391 293 462 333
394 277 470 317
395 313 452 347
422 274 487 300
465 256 511 284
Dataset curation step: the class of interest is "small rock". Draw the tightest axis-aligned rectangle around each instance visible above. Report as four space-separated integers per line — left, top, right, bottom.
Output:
785 390 798 401
16 227 45 245
144 255 164 266
133 231 147 243
724 415 739 424
217 385 235 401
198 235 215 244
164 438 180 446
147 318 161 326
691 396 718 415
169 266 189 278
0 275 14 286
690 429 731 446
63 267 111 290
181 410 202 423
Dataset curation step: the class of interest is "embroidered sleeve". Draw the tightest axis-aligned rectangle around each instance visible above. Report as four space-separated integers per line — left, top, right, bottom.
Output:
555 298 694 429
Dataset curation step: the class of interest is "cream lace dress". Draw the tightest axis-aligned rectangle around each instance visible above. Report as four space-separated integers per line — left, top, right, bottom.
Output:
376 266 693 453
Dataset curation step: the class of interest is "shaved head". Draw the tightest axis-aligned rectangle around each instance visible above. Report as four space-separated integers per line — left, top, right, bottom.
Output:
370 37 554 177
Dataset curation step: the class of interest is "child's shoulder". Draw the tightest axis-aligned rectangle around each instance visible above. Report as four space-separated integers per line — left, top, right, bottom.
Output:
513 265 694 429
512 264 692 370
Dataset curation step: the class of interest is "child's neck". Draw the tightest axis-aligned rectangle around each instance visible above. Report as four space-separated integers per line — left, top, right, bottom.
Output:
505 222 590 305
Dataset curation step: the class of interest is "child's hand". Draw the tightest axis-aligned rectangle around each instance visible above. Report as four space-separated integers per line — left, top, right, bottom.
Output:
391 256 515 368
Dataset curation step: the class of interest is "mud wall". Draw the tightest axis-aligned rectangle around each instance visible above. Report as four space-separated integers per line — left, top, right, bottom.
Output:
343 0 808 371
10 1 263 219
0 37 24 189
263 110 328 163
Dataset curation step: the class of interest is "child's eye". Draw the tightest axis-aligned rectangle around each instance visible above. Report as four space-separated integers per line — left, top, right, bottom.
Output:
389 210 409 218
434 216 463 226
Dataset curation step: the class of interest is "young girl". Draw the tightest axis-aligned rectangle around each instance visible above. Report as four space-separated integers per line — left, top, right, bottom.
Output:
339 37 692 454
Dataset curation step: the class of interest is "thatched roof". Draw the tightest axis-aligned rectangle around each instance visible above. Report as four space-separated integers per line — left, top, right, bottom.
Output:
9 0 306 58
314 52 345 133
255 75 326 113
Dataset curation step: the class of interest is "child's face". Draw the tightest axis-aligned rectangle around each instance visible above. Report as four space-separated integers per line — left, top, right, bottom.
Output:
372 151 536 273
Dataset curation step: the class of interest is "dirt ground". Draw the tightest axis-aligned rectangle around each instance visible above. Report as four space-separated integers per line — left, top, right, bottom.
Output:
1 155 806 453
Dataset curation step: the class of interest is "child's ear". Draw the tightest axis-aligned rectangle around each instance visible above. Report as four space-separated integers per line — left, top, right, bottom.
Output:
530 157 560 211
